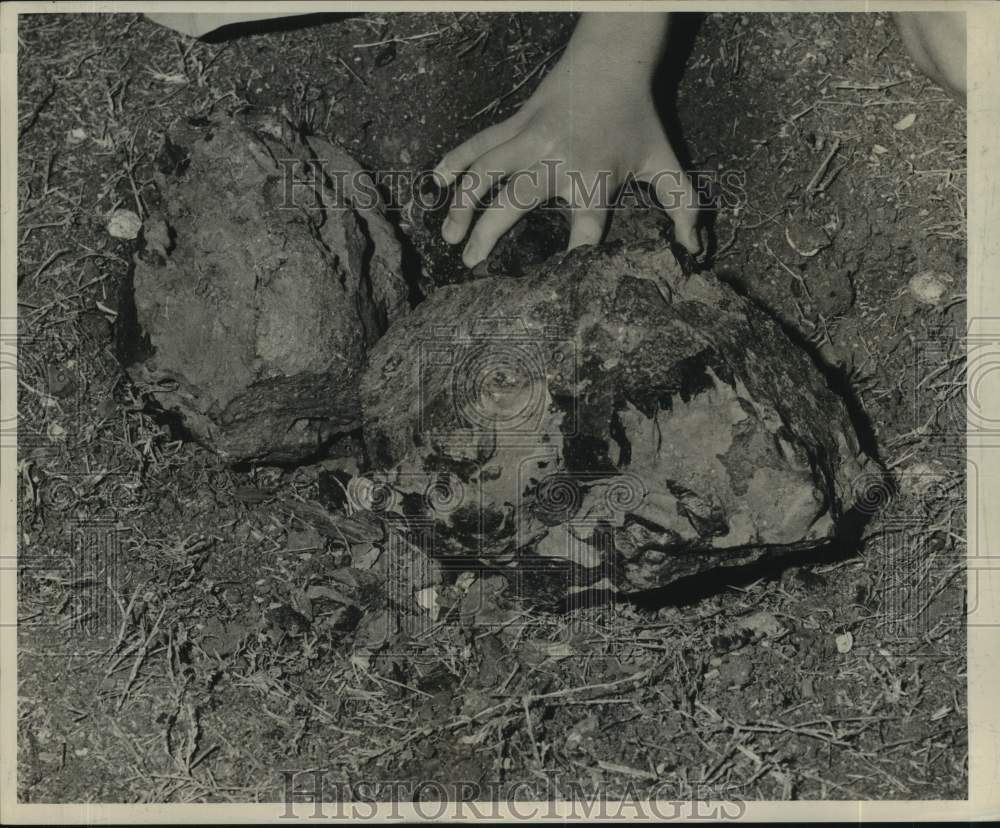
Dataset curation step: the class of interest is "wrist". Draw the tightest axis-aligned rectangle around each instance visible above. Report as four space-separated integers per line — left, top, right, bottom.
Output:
565 12 671 82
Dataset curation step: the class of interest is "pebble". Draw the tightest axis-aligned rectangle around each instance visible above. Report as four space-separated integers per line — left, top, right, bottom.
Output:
908 270 952 305
106 208 141 240
737 610 784 638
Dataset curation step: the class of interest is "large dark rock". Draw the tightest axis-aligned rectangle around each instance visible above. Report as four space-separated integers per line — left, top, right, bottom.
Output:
360 243 873 592
119 116 408 464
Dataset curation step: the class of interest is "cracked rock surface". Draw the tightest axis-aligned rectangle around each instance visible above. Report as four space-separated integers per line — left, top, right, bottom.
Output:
119 116 408 464
361 243 873 591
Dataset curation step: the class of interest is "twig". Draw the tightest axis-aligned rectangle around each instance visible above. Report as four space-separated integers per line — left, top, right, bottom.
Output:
21 247 72 286
18 83 57 140
806 137 841 193
352 27 452 48
594 760 658 781
337 56 369 89
522 696 543 767
116 605 167 711
830 79 906 91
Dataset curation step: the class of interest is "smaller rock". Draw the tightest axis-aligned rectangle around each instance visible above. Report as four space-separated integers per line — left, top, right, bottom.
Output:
785 221 830 258
835 631 854 653
415 586 440 621
107 208 142 240
66 127 87 146
908 270 952 305
737 610 785 639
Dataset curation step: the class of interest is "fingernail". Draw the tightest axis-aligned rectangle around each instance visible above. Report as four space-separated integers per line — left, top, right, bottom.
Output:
463 244 483 268
683 228 701 254
429 167 448 189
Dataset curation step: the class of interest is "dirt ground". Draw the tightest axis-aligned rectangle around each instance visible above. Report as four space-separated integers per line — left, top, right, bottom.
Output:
16 12 966 803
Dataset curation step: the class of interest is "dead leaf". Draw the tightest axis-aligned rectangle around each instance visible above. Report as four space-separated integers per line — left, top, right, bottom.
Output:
286 525 324 552
354 608 396 650
350 542 382 571
306 583 356 606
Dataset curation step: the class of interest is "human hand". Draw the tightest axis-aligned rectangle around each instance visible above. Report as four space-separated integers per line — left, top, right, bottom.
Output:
434 17 700 268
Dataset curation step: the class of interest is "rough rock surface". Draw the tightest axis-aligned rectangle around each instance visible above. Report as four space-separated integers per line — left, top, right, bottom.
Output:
119 116 409 464
360 243 872 592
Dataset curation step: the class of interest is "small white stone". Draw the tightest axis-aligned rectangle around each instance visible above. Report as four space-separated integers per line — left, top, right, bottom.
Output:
738 610 784 638
909 270 952 305
107 209 142 240
415 586 439 621
835 631 854 653
455 571 478 593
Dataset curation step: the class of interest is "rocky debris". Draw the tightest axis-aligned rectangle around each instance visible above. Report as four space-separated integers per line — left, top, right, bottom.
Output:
400 185 568 289
360 242 873 593
118 115 409 464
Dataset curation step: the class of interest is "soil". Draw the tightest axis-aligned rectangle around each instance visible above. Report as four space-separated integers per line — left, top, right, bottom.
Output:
16 11 966 803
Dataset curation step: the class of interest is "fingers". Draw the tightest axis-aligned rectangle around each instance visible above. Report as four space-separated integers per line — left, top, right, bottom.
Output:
432 114 527 188
640 148 701 254
567 207 608 251
441 138 529 245
459 175 608 266
460 168 549 268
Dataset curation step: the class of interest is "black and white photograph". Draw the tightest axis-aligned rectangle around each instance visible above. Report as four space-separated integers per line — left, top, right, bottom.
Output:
3 1 993 820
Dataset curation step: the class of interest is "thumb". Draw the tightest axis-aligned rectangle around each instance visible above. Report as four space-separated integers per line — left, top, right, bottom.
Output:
567 207 609 251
